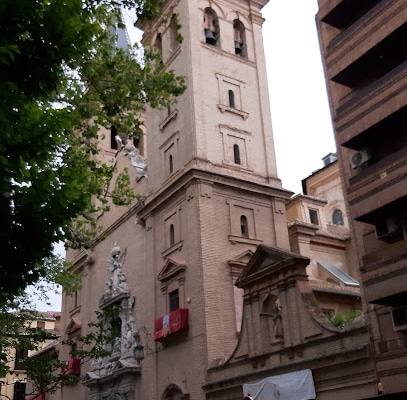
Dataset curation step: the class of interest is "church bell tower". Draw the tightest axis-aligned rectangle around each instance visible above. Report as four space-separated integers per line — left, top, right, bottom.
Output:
134 1 293 397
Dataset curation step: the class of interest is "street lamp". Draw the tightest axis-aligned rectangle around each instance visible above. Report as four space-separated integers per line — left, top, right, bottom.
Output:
134 343 144 363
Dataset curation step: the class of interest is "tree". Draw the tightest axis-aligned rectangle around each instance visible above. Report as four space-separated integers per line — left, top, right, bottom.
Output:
0 286 121 396
0 0 186 304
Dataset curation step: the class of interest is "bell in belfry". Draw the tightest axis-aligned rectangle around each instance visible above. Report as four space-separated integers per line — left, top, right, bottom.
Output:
235 41 243 54
205 28 216 45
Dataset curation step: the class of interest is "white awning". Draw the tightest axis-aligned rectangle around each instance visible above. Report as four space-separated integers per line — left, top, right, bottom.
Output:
243 369 316 400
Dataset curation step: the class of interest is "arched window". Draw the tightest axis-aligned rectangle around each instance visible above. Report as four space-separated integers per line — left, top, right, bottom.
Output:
203 8 219 46
233 19 246 57
233 144 241 164
162 384 185 400
169 224 175 246
169 15 179 51
169 154 174 173
332 209 344 225
240 215 249 238
154 33 163 56
111 126 119 150
228 89 235 108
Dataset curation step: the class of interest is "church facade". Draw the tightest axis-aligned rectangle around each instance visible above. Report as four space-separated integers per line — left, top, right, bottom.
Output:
57 1 379 399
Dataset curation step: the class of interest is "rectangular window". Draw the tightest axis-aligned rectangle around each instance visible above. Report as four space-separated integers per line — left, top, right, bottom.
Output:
14 348 28 370
37 320 45 329
169 289 179 312
309 209 319 225
13 381 26 400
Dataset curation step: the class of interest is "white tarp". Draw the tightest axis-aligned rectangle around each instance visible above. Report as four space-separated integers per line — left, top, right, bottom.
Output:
243 369 316 400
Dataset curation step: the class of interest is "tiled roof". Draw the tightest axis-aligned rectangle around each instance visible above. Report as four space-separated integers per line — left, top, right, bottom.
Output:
309 279 361 296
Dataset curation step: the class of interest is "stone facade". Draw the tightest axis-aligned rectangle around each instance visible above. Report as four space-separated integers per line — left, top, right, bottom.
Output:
287 157 362 316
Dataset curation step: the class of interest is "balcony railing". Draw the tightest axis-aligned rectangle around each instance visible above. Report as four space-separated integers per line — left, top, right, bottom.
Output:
63 358 81 375
154 308 189 341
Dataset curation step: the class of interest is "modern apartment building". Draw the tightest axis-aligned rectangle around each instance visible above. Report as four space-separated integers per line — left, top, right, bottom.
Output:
316 0 407 397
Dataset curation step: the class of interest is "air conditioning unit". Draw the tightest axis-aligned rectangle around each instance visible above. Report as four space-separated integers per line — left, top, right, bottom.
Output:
375 217 403 242
391 305 407 332
350 149 371 170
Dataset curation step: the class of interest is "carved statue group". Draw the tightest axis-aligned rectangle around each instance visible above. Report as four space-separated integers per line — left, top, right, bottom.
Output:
90 243 144 380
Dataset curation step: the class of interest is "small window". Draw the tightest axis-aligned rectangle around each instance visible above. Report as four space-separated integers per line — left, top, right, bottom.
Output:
37 320 45 329
204 8 219 46
233 144 241 165
228 90 235 108
74 290 79 308
169 289 179 312
309 209 319 225
111 126 118 150
240 215 249 238
14 348 28 370
169 224 175 247
169 15 179 51
169 154 174 174
154 33 163 56
332 209 344 225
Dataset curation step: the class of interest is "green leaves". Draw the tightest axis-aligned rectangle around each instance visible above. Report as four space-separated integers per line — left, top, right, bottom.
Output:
0 0 186 303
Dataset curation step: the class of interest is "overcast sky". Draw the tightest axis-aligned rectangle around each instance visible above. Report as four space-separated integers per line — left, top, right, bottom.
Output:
263 0 336 194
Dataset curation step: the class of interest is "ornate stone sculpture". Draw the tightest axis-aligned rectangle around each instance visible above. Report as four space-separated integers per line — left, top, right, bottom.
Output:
105 243 128 296
84 243 144 396
122 143 147 181
272 300 284 339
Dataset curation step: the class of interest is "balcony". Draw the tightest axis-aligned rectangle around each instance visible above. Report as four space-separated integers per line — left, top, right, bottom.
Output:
64 358 81 375
154 308 189 341
360 237 407 305
320 0 382 30
323 1 405 79
27 394 46 400
346 154 407 222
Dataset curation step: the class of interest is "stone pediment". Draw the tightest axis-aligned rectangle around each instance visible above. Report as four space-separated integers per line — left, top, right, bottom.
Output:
235 244 309 288
227 249 254 267
66 317 82 335
82 358 141 387
158 257 186 283
99 290 130 310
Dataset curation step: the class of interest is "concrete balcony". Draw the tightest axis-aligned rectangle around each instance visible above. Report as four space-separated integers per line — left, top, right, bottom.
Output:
346 149 407 222
360 238 407 304
323 0 406 82
318 0 382 30
334 63 407 146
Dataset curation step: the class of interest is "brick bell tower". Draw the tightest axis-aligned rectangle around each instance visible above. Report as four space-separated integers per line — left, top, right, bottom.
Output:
134 0 293 398
61 2 293 400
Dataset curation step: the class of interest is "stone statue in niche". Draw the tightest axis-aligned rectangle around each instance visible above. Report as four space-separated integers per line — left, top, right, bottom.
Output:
272 300 284 339
111 337 122 359
122 319 141 358
105 243 128 295
122 143 147 181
